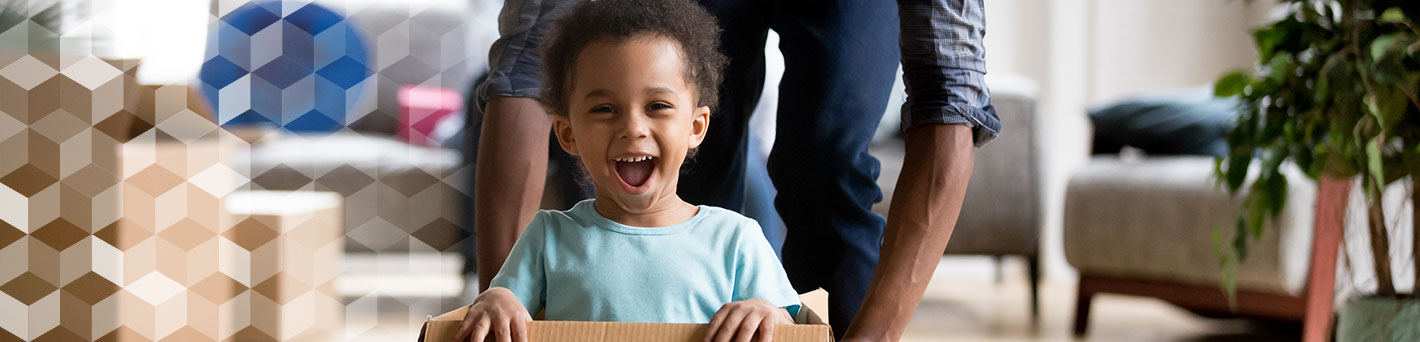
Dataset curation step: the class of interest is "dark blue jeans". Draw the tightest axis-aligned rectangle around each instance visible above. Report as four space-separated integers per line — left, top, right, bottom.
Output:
681 0 900 337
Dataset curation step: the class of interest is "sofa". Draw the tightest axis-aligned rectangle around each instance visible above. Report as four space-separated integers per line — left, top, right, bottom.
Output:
1063 156 1316 334
1063 155 1418 337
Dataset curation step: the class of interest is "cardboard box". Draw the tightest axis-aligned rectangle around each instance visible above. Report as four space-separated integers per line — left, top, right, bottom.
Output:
418 305 833 342
223 191 345 341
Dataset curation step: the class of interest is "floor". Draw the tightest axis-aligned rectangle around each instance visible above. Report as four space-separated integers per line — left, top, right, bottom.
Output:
338 254 1299 341
898 258 1298 342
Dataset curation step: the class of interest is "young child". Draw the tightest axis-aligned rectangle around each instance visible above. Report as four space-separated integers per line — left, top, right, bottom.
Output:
451 0 801 341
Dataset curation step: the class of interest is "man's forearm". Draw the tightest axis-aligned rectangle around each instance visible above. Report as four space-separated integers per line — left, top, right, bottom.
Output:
845 124 974 341
475 96 553 290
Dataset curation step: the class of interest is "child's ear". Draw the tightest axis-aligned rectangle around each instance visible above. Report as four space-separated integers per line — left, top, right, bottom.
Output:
552 115 579 155
688 105 710 149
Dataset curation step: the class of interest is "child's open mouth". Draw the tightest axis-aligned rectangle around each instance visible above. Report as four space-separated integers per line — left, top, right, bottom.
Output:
613 155 657 189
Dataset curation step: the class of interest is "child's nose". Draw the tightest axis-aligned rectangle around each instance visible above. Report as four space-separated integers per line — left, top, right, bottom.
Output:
618 113 651 140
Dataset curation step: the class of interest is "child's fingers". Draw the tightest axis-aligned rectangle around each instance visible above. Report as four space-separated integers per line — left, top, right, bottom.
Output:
705 305 732 342
453 312 479 342
757 315 776 342
468 317 491 342
713 309 747 342
454 320 470 341
494 318 512 342
510 317 528 342
733 313 761 342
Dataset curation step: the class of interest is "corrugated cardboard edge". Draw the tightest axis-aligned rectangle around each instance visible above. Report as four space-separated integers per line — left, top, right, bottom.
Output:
419 306 833 342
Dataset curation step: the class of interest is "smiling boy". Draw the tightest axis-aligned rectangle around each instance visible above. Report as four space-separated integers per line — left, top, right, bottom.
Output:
451 0 802 341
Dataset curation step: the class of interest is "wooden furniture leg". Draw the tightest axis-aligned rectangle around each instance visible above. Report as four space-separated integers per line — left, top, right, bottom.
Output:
1028 254 1041 320
1073 277 1096 335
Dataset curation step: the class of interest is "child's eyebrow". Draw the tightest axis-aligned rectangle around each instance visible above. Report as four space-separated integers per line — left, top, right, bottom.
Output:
582 87 678 100
583 89 615 100
645 87 676 96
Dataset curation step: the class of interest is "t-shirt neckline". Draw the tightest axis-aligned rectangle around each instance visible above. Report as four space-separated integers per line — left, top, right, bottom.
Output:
574 199 708 236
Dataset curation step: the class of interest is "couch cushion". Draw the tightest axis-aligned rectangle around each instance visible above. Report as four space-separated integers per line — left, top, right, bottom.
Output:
1063 157 1315 295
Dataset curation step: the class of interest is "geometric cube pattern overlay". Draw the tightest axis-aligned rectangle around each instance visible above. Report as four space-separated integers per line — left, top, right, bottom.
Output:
344 1 473 135
245 133 466 253
3 1 475 340
0 24 150 341
209 0 473 253
201 1 373 132
224 191 344 341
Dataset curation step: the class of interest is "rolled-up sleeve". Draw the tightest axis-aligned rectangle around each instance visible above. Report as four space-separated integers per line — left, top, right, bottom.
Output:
897 0 1001 146
478 0 576 102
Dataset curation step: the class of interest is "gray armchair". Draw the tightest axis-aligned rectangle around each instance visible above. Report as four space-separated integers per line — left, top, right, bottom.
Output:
871 82 1043 317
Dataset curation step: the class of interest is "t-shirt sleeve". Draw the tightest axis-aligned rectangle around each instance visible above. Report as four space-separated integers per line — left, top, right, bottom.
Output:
731 219 802 317
488 212 548 315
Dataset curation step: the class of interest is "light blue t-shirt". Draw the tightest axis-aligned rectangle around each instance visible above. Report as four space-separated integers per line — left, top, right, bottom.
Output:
489 199 801 323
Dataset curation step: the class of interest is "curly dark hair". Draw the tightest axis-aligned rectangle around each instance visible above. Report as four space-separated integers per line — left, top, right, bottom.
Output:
538 0 727 116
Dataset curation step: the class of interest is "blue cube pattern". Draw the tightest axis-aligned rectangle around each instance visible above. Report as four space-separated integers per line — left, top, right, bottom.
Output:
200 1 371 131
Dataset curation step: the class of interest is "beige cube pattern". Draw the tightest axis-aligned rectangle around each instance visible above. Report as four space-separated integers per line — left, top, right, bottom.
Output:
0 49 147 340
3 5 471 341
0 55 348 340
224 191 344 341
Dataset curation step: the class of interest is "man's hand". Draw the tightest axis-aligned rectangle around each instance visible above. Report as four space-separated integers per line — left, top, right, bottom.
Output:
705 298 794 342
453 287 533 342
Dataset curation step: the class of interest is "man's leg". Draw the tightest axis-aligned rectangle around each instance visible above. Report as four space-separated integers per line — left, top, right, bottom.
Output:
768 0 900 337
678 0 771 211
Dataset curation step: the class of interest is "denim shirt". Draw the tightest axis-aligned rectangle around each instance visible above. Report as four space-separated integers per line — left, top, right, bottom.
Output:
480 0 1001 146
897 0 1000 146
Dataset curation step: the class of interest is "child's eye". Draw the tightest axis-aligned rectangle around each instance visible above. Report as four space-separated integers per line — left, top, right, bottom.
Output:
647 102 672 111
590 105 614 114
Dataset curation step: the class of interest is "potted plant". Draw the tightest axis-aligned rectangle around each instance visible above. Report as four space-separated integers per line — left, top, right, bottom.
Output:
1214 0 1419 340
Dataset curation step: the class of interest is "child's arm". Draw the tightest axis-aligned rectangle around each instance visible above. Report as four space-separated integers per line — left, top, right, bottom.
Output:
705 298 795 342
453 287 533 342
455 214 549 342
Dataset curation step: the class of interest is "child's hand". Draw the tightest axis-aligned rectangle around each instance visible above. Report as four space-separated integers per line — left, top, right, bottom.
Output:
452 287 532 342
705 298 794 342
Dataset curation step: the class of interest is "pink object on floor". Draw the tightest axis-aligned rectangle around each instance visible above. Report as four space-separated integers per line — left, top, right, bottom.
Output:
398 85 464 146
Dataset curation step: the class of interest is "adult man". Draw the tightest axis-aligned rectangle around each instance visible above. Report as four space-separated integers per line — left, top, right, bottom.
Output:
471 0 998 340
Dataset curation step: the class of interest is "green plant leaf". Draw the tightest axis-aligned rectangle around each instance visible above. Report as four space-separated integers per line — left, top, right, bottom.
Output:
1253 26 1282 62
1215 71 1251 97
1367 139 1384 187
1379 7 1405 24
1265 174 1288 216
1212 225 1239 310
1226 152 1252 192
1213 225 1226 257
1234 217 1251 261
1372 34 1401 61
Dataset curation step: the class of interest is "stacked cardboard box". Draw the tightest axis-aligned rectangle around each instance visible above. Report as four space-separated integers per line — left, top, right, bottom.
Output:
224 191 344 341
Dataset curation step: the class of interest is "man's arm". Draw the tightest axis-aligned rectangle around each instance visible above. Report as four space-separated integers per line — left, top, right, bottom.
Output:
475 96 552 290
473 0 575 290
844 0 998 340
843 124 973 341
